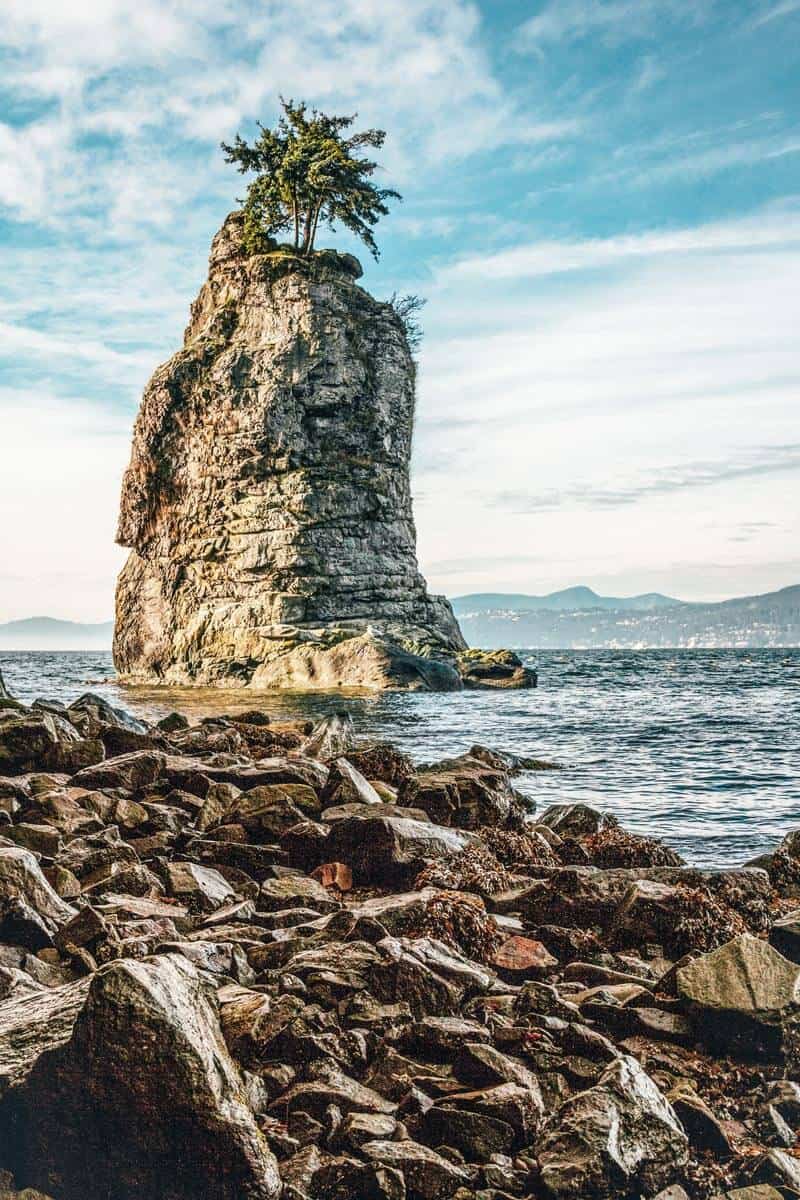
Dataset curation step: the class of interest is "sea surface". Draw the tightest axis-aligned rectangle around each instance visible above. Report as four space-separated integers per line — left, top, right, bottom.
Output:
2 648 798 870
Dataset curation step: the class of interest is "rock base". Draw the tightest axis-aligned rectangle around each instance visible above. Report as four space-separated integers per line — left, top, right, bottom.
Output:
2 678 794 1199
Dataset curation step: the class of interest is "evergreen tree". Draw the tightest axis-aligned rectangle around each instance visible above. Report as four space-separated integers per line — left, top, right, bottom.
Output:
222 99 400 259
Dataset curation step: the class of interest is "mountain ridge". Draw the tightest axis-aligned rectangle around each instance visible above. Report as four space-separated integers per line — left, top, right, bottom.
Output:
3 585 798 650
454 584 800 649
451 586 680 614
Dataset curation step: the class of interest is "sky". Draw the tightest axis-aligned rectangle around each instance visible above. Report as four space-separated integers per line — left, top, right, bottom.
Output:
1 0 799 622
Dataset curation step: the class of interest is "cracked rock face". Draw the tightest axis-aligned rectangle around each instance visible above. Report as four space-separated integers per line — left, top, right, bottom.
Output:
114 213 465 690
1 954 281 1200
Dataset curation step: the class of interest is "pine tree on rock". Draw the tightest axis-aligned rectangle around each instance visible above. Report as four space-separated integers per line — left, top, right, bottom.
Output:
222 98 400 259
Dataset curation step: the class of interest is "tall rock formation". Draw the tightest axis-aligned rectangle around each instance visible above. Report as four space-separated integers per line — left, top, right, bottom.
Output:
113 212 467 690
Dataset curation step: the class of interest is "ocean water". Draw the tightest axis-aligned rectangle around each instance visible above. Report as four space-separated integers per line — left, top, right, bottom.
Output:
1 648 798 870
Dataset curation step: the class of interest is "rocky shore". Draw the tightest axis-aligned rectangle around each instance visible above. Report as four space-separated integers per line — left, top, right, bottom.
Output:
1 670 800 1199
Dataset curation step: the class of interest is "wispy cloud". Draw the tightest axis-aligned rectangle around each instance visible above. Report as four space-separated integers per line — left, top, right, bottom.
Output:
438 206 800 283
518 0 713 46
487 446 800 513
750 0 800 27
0 0 564 236
2 0 799 613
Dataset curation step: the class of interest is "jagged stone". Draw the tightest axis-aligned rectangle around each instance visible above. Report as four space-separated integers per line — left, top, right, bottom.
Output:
360 1139 470 1200
0 849 75 936
0 714 60 776
70 750 166 792
677 933 800 1059
322 757 383 808
398 755 518 830
537 1055 689 1198
113 213 465 690
0 954 281 1199
165 861 237 913
457 649 537 690
326 814 475 885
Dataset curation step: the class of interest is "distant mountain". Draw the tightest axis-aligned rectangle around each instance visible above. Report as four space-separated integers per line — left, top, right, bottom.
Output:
451 586 680 615
452 585 800 649
0 617 113 651
4 584 799 651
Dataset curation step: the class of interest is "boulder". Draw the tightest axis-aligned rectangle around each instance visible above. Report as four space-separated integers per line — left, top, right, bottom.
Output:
360 1139 470 1199
165 862 237 913
326 814 475 885
677 933 800 1058
398 754 518 829
66 694 148 734
0 849 75 935
537 1055 689 1198
457 648 536 690
436 1081 544 1142
0 713 60 775
418 1104 515 1158
322 758 383 808
0 954 281 1199
538 803 605 838
69 750 166 791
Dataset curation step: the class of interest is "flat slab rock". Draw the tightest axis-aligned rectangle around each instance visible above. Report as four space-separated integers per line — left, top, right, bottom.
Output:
677 933 800 1018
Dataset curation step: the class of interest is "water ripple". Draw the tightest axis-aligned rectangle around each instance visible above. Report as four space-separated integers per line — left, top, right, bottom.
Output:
1 647 798 869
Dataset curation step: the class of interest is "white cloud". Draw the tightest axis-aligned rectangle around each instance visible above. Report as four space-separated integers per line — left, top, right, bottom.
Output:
518 0 712 45
437 206 800 282
1 1 798 615
0 0 555 233
0 392 130 622
412 206 800 600
750 0 800 27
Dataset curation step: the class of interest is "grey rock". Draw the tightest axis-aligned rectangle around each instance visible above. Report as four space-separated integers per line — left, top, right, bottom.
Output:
323 757 383 808
419 1105 515 1160
0 954 281 1199
537 1054 689 1198
66 694 148 734
398 755 518 830
270 1064 396 1121
70 750 166 792
0 713 60 776
326 814 475 885
113 213 465 691
538 804 605 838
677 933 800 1058
0 849 75 935
436 1082 543 1141
360 1138 470 1200
260 874 340 914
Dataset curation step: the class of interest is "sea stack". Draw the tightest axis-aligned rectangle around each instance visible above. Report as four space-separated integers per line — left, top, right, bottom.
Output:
113 212 468 690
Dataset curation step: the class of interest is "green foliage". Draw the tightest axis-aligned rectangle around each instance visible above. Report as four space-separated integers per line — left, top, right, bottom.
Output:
389 292 427 353
222 98 400 259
